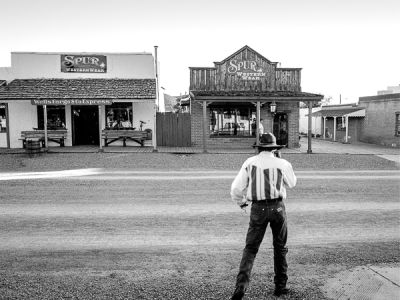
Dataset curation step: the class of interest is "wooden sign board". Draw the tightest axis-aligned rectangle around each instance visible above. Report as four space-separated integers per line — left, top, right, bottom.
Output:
31 99 113 105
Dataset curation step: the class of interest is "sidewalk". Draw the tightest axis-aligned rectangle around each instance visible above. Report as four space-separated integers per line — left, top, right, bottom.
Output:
325 263 400 300
1 138 398 156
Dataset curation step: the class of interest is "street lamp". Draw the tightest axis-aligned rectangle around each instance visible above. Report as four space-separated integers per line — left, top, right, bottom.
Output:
270 101 277 115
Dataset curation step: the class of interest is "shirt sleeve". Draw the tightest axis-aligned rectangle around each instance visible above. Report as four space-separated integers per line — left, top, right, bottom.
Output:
283 161 297 188
230 162 249 206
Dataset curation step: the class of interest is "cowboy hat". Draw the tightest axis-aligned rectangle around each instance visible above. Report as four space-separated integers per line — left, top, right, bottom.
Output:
252 132 284 149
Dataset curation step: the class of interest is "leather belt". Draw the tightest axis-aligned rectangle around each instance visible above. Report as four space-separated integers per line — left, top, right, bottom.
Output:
255 198 282 204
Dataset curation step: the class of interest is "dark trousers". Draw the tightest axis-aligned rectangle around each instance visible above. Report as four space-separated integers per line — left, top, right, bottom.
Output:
235 200 288 290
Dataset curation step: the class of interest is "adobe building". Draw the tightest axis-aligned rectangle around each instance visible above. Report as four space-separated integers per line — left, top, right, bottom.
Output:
189 46 323 152
308 89 399 147
359 92 400 147
311 103 365 143
0 51 157 149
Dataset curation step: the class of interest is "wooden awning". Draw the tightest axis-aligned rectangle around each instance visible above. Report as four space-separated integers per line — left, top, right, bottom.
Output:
311 108 365 118
190 90 323 102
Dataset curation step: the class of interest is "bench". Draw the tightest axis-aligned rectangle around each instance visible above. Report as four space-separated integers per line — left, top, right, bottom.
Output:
101 129 149 147
20 130 67 148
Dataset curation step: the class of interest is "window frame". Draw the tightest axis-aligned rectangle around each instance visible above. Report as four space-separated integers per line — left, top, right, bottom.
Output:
37 105 66 130
0 103 7 133
105 102 134 130
336 116 346 131
209 105 256 138
395 112 400 137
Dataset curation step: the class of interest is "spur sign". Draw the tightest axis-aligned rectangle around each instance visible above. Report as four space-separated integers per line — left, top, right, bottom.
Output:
227 59 266 81
61 54 107 73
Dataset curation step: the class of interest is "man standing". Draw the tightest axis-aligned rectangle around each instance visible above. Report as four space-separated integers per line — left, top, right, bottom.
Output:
230 132 297 299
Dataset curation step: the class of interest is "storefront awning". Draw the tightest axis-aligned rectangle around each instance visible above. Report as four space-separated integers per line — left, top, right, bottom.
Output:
311 107 365 118
0 78 156 101
190 90 323 102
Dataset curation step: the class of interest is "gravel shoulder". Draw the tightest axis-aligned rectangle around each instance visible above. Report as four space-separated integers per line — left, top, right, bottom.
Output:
0 152 399 172
0 241 398 300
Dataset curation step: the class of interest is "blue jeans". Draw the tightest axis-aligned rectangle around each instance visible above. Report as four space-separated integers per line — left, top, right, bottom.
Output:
235 200 288 290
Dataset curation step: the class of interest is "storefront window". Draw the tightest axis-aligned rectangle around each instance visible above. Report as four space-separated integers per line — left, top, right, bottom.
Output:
210 106 256 137
0 104 7 132
37 105 66 130
336 117 346 131
105 102 133 129
395 112 400 136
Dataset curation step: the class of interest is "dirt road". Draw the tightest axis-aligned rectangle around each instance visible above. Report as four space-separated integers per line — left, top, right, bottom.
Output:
0 163 399 299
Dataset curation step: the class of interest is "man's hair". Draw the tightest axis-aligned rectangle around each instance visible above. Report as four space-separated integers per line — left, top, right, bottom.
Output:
258 148 274 153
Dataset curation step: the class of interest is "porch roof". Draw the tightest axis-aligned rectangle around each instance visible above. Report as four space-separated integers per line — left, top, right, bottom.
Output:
190 90 323 102
311 107 365 118
0 78 156 100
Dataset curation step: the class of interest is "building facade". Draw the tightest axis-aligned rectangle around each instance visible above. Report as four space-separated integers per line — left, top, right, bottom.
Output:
189 46 323 151
0 52 157 148
311 103 365 143
359 93 400 147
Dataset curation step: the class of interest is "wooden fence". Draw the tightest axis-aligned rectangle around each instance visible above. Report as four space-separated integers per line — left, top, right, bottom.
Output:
156 112 191 147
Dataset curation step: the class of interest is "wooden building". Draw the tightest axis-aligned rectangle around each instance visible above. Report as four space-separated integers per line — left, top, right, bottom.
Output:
189 46 323 152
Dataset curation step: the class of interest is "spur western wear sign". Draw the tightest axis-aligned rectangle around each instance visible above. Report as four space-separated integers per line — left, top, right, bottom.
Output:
61 54 107 73
227 59 267 81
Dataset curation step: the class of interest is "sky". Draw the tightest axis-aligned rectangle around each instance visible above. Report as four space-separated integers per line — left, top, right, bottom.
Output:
0 0 399 104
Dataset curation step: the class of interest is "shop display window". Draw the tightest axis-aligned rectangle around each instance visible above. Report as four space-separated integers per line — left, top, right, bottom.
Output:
210 106 256 137
0 104 6 132
395 112 400 136
105 102 133 129
37 106 66 130
336 117 346 131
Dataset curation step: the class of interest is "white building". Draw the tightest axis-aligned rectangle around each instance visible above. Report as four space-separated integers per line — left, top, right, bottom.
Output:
299 106 322 136
0 52 157 148
377 84 400 95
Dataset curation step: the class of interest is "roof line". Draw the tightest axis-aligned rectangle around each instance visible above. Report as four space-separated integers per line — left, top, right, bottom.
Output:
11 51 153 55
213 45 279 65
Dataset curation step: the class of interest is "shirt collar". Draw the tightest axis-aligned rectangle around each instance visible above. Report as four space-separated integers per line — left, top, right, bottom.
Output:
259 151 275 158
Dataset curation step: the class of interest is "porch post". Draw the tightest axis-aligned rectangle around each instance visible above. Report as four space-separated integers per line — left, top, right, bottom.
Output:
256 101 260 146
153 103 158 152
43 104 48 150
98 105 103 152
345 115 349 143
333 117 337 141
333 117 336 142
5 103 10 148
202 100 208 153
323 116 326 139
307 101 312 154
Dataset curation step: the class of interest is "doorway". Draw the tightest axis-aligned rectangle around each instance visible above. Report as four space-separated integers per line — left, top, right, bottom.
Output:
72 106 99 145
273 113 288 147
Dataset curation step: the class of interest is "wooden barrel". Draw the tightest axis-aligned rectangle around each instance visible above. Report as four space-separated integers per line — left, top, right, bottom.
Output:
26 139 42 156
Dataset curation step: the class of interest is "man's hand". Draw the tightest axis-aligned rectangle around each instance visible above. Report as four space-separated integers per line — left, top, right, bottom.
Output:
273 150 281 158
240 203 248 214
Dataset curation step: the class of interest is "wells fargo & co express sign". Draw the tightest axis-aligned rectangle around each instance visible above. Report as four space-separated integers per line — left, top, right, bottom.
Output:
31 99 113 105
61 55 107 73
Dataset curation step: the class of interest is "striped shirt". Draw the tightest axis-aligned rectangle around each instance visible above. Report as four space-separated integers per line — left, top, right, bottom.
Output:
230 151 297 207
